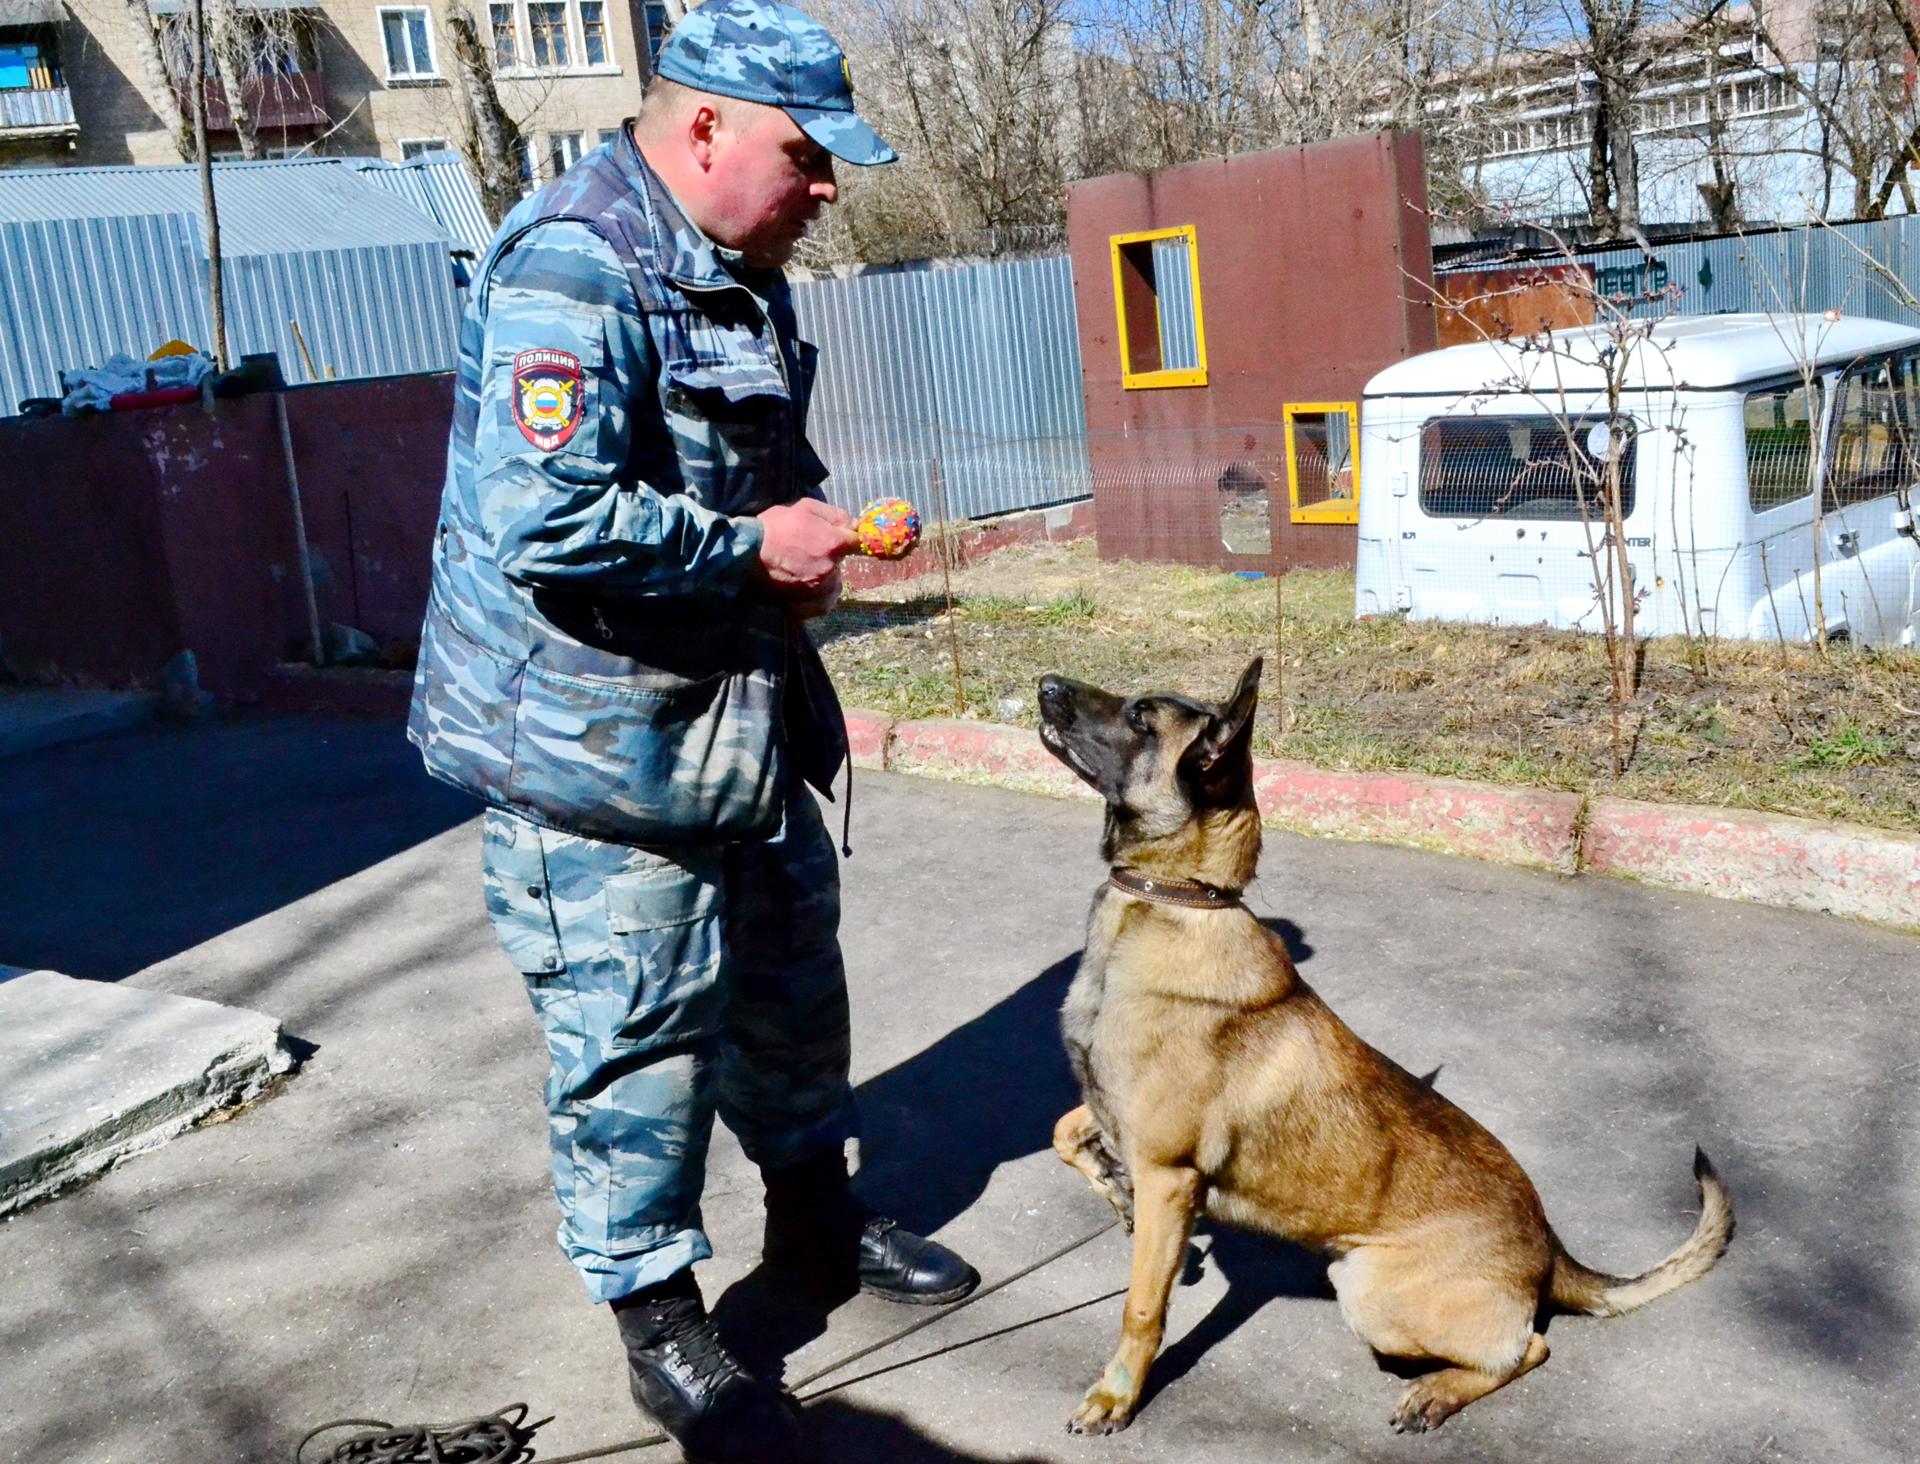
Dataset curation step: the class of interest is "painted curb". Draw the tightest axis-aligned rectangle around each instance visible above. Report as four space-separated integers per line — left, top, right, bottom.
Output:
843 708 893 771
1253 762 1582 872
1583 797 1920 932
846 710 1919 933
889 717 1096 800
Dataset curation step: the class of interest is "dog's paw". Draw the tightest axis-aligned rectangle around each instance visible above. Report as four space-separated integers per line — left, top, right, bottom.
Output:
1066 1386 1135 1437
1390 1380 1459 1435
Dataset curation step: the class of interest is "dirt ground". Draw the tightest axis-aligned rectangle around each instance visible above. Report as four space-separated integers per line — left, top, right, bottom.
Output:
816 539 1920 833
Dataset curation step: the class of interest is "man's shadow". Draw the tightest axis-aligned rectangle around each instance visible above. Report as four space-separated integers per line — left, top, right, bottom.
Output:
714 919 1335 1392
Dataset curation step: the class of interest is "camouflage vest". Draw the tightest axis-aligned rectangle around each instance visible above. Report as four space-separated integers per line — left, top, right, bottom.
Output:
408 128 842 846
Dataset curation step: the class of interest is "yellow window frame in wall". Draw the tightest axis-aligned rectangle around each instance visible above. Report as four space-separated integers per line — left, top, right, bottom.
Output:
1109 224 1208 389
1284 402 1362 525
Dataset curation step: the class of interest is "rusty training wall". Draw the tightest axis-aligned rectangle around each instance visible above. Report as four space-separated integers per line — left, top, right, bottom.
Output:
1068 132 1438 573
0 374 452 699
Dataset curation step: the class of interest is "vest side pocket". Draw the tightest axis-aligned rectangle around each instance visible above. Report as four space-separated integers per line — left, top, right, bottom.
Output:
411 595 525 804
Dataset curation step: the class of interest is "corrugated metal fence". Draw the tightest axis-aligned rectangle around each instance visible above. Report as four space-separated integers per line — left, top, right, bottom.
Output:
0 214 211 417
1445 215 1920 324
0 221 459 408
793 253 1091 522
0 158 467 410
222 242 461 383
350 154 496 258
1153 234 1201 372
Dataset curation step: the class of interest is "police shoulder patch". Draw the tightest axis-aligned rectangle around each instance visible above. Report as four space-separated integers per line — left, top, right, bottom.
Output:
512 348 586 451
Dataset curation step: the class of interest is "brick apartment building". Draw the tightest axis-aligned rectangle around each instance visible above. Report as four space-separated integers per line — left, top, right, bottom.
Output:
0 0 668 182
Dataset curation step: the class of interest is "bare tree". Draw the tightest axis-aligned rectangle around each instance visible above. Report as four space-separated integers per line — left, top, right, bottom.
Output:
1572 0 1654 238
1751 0 1920 220
204 0 260 160
866 0 1076 234
119 0 194 160
445 1 529 225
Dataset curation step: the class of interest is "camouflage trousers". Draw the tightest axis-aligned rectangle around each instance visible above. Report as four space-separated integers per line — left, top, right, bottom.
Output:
479 790 856 1304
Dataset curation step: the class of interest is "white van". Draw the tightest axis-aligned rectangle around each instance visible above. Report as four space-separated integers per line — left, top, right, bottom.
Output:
1355 313 1920 647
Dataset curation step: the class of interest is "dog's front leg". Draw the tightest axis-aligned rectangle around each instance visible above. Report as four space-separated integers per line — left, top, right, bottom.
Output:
1067 1162 1202 1435
1053 1106 1135 1231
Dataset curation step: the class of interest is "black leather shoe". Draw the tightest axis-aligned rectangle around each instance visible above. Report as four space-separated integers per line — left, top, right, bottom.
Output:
762 1151 981 1306
610 1272 807 1464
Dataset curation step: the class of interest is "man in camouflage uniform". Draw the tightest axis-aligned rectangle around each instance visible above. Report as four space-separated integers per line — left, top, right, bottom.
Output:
408 3 976 1457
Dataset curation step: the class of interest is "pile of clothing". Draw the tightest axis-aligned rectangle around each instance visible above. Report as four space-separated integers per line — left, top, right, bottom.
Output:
57 350 216 415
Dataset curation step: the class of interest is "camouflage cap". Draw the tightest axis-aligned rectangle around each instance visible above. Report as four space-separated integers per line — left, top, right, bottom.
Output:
654 0 896 167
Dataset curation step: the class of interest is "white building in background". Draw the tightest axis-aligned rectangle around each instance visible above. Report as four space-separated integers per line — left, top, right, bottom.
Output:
1456 0 1913 229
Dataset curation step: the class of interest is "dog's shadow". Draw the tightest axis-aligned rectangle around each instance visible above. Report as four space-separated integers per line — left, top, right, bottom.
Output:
716 918 1333 1388
1139 1225 1337 1411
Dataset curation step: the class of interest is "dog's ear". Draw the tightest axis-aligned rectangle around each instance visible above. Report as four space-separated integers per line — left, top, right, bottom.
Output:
1190 657 1262 772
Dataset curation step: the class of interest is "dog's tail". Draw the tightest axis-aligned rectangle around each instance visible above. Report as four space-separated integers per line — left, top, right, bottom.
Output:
1549 1148 1734 1318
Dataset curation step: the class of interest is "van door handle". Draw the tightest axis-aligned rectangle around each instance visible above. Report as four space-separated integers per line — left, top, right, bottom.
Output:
1836 530 1860 556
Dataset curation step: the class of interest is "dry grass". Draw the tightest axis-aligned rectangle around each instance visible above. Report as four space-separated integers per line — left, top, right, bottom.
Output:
816 539 1920 834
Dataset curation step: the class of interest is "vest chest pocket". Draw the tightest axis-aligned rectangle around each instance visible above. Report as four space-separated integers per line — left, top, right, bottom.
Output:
662 358 790 515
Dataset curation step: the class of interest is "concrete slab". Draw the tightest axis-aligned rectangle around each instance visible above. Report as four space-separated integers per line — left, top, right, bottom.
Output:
0 736 1915 1462
0 969 293 1218
0 685 160 758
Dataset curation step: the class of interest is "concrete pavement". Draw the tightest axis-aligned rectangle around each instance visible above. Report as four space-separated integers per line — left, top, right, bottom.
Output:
1 718 1916 1462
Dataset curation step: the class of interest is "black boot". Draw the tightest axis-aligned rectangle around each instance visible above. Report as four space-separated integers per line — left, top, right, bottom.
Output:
610 1271 807 1464
762 1150 980 1306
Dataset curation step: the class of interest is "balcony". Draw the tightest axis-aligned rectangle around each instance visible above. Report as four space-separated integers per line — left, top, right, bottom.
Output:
0 83 76 138
177 70 329 133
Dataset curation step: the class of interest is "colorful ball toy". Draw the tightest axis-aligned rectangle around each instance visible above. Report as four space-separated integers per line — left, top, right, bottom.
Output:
854 497 921 559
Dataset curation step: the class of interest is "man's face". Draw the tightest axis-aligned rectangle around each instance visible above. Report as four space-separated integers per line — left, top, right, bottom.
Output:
704 104 839 268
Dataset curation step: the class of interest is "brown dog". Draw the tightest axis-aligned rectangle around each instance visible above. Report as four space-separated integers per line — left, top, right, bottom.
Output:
1036 658 1733 1436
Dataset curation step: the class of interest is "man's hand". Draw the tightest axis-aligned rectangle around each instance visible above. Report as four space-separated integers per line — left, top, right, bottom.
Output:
755 499 857 595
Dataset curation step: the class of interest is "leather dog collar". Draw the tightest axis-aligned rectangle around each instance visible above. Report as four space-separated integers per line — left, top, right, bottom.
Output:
1108 867 1245 910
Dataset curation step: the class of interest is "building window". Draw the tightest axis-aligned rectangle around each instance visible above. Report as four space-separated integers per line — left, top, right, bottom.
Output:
646 2 669 59
1108 224 1208 390
1284 404 1362 525
548 130 583 177
490 1 518 67
528 2 571 68
401 136 451 159
580 0 608 66
379 6 437 81
490 2 617 74
598 125 625 149
255 26 307 76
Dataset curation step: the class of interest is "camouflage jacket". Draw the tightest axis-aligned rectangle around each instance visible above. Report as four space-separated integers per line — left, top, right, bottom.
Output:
408 125 845 845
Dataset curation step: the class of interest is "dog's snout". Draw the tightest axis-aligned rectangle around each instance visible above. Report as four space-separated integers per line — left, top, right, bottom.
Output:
1038 675 1073 719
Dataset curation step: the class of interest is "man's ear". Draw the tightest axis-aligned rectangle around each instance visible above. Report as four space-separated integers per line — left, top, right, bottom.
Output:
688 103 721 167
1191 657 1262 771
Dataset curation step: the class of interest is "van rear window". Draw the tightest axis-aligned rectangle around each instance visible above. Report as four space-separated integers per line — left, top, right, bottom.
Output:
1419 416 1637 520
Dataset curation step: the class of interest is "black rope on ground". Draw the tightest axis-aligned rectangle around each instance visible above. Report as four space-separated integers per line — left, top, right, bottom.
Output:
296 1403 548 1464
787 1215 1120 1395
793 1284 1128 1403
297 1218 1122 1464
